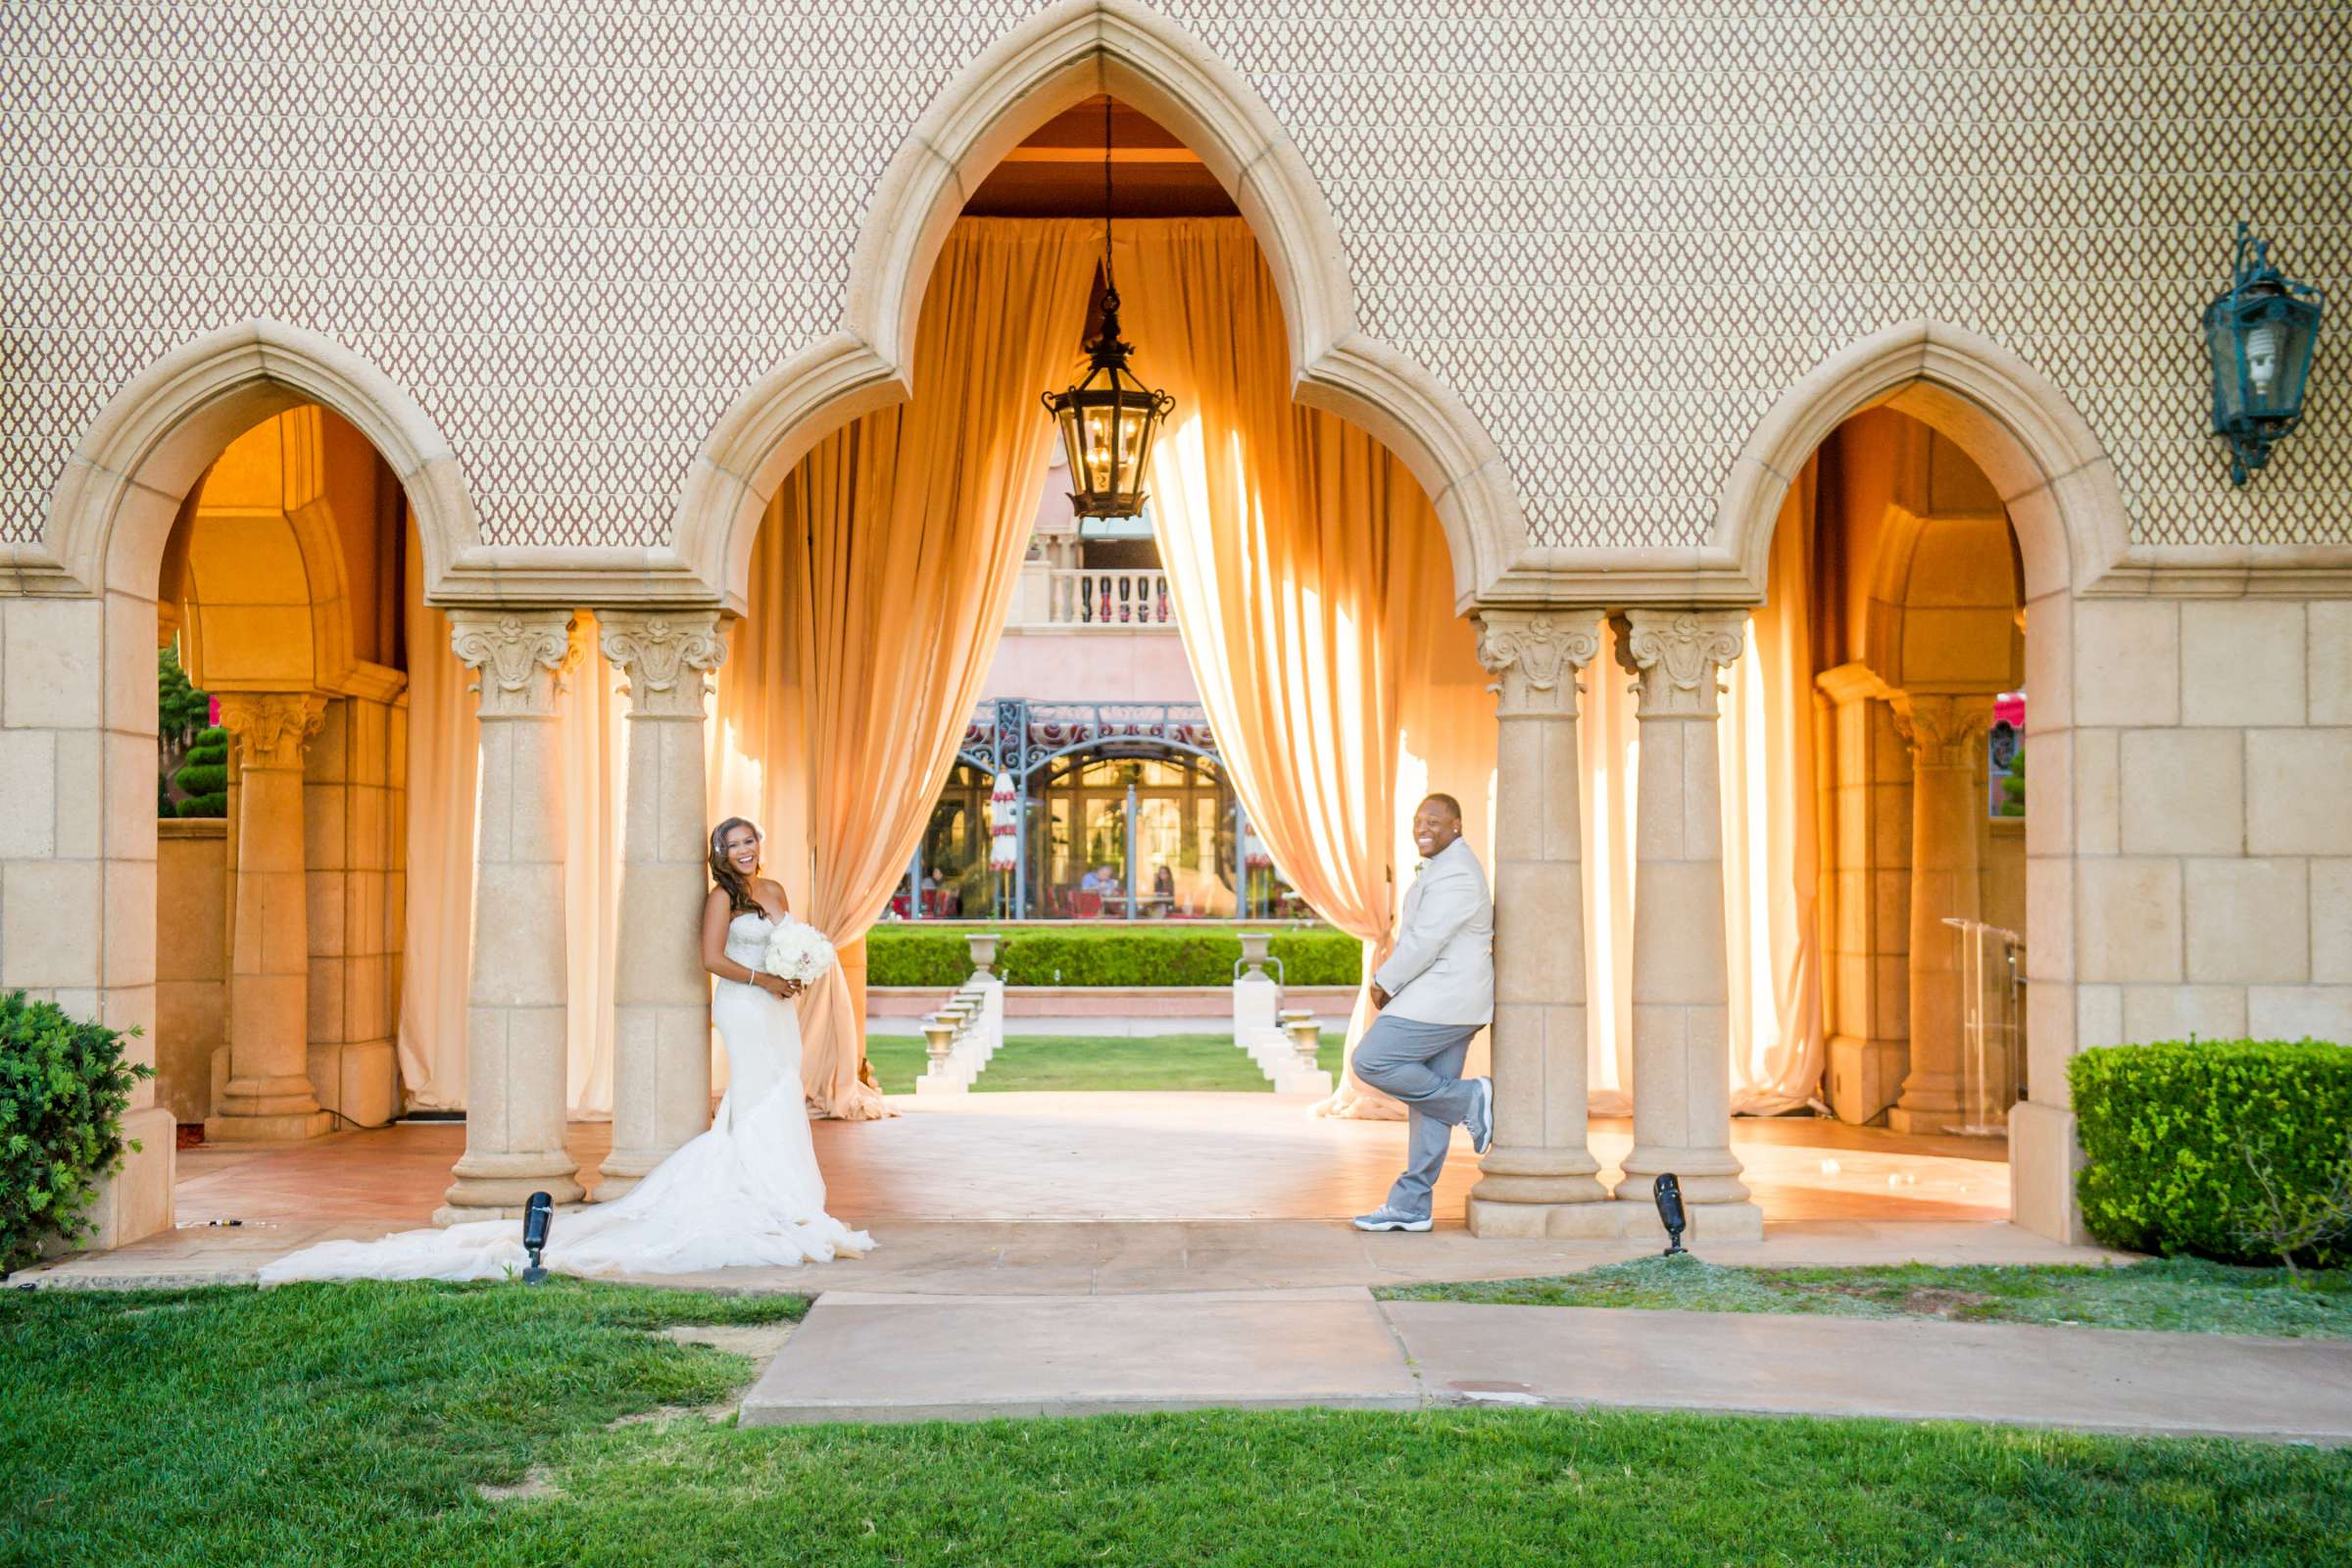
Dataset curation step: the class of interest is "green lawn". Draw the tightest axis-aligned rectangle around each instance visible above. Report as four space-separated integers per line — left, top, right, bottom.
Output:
865 1031 1348 1094
6 1282 2348 1566
1379 1253 2352 1339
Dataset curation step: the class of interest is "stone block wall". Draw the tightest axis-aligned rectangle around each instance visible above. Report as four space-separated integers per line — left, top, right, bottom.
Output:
0 591 175 1246
154 818 227 1123
2011 593 2352 1242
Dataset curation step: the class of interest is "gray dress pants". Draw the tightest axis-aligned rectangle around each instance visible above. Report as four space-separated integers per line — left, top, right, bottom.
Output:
1351 1012 1483 1219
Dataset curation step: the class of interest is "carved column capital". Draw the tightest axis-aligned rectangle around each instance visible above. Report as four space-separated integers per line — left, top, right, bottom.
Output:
214 692 327 771
1475 608 1604 719
1889 692 1996 769
1611 608 1747 718
448 609 581 719
597 610 728 719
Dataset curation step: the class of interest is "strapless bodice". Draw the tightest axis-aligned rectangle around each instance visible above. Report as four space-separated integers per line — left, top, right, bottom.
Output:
724 910 778 970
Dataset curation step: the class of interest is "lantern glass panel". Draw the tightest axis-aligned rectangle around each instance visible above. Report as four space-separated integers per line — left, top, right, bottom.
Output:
2204 301 2247 427
2265 299 2322 421
1053 398 1087 493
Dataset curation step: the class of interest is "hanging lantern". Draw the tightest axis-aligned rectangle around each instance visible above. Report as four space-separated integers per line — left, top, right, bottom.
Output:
2203 222 2325 485
1042 100 1174 518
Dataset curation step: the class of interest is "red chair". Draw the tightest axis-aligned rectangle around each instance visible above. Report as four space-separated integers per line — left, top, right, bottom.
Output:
1073 891 1103 918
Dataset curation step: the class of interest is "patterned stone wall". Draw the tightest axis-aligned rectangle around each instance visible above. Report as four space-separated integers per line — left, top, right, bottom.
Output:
4 3 2345 555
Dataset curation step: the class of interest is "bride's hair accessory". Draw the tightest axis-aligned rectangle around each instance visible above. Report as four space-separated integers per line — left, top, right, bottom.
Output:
708 816 765 916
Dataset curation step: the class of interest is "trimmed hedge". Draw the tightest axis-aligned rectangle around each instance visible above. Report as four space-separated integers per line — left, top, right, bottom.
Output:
172 726 229 819
865 927 1362 988
2071 1038 2352 1268
0 991 155 1274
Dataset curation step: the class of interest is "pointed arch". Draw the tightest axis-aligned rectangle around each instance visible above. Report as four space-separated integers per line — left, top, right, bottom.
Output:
673 0 1521 612
30 319 476 602
1722 320 2128 605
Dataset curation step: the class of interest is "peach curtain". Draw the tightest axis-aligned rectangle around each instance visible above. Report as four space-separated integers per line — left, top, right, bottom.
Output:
1581 617 1639 1117
557 620 625 1118
710 218 1102 1118
1720 464 1827 1111
1112 218 1495 1119
395 537 475 1109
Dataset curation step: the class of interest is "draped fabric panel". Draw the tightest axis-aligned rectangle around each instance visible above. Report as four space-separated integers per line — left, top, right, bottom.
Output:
395 537 476 1109
1721 463 1827 1112
710 218 1104 1118
558 620 625 1118
1113 218 1496 1118
1581 617 1640 1117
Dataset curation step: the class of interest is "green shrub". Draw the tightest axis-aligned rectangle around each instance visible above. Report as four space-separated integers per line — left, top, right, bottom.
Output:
172 763 228 797
999 931 1235 987
0 992 156 1274
172 726 230 818
1267 931 1363 987
863 926 1363 988
865 930 971 987
2071 1038 2352 1268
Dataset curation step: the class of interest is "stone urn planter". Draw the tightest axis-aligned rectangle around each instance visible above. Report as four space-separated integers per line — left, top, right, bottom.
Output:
965 931 1000 976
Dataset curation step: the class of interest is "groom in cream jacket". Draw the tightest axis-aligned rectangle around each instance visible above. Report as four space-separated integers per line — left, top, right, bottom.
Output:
1351 793 1494 1232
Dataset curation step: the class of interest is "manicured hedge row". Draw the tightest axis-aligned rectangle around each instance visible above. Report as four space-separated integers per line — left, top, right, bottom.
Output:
864 927 1362 989
2071 1038 2352 1269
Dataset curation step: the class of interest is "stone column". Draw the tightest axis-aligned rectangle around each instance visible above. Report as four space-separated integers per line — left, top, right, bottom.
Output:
1886 692 1997 1134
207 693 333 1142
1611 609 1761 1240
1465 609 1614 1237
1814 663 1914 1125
438 610 584 1220
594 610 727 1201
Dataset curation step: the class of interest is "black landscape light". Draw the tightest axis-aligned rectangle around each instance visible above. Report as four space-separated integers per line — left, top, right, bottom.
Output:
520 1191 554 1284
1652 1173 1689 1257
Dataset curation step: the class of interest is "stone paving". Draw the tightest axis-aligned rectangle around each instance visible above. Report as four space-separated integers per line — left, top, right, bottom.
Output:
743 1287 2352 1443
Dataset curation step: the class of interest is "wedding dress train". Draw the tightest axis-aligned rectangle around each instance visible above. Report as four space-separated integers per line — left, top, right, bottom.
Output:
259 912 875 1283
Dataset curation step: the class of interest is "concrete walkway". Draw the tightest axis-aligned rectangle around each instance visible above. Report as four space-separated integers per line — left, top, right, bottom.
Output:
743 1286 2352 1444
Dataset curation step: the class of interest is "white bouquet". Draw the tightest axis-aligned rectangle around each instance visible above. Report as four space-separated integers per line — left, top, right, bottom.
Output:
761 918 839 986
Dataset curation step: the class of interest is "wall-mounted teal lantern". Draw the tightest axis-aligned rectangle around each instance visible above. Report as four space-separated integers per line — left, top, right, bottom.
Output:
2203 222 2325 485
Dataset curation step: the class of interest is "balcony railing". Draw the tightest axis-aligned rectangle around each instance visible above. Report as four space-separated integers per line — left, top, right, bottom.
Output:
1045 568 1175 627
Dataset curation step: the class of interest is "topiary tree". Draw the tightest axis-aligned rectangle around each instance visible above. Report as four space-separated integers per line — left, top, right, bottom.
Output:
0 991 155 1274
173 725 230 818
156 645 210 751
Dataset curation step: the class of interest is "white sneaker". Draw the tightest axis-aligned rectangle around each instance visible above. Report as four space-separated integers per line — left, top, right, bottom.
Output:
1352 1205 1433 1233
1467 1075 1494 1155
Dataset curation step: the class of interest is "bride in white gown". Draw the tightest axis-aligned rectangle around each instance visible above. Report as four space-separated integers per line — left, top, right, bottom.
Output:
259 817 875 1283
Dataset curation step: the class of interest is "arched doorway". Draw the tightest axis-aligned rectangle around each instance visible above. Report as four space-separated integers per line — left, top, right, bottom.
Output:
673 0 1516 613
692 50 1497 1148
1722 322 2123 1243
157 405 417 1144
17 322 478 1246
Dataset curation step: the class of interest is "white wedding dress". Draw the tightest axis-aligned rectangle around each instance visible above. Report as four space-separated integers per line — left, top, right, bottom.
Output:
260 911 875 1283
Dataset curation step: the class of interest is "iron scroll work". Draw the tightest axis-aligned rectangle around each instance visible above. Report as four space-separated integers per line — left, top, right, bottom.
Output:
956 699 1227 920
